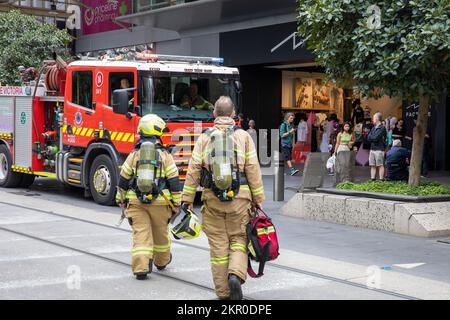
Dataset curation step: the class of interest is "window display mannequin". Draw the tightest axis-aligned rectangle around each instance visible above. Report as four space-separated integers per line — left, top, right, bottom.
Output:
297 114 308 144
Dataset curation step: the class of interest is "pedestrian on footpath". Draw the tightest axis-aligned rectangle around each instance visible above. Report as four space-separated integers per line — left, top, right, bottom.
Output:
367 112 388 181
319 117 331 153
279 112 300 176
421 125 432 178
392 119 405 145
386 139 411 181
328 113 340 154
247 119 257 147
333 122 356 182
334 122 355 155
182 96 265 300
116 114 181 280
238 113 249 130
387 117 397 148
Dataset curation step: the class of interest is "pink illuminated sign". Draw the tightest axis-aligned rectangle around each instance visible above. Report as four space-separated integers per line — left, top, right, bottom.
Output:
81 0 131 35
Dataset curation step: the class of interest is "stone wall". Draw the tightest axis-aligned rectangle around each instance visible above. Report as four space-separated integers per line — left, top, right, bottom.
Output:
281 193 450 237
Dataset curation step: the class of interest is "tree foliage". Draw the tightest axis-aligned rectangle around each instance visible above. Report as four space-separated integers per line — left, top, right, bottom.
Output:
298 0 450 187
0 10 72 86
297 0 450 103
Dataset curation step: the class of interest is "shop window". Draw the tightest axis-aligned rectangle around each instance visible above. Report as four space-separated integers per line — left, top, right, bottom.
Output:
109 72 135 108
72 71 93 109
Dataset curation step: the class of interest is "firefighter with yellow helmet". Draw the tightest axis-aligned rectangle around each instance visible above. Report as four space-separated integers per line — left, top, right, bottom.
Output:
182 96 265 300
116 114 182 280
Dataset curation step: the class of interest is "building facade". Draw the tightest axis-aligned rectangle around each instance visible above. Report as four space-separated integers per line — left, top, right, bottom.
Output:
0 0 71 26
73 0 449 170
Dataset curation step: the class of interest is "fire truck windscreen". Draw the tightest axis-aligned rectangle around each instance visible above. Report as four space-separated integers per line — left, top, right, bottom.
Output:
138 74 239 122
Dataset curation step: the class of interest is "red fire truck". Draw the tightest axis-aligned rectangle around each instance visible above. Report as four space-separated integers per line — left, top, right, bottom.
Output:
0 54 241 205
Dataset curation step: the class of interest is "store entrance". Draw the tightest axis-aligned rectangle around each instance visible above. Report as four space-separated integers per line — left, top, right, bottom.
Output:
343 89 354 123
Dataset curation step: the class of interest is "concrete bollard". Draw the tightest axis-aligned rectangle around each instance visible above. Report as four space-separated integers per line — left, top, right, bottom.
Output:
273 150 285 201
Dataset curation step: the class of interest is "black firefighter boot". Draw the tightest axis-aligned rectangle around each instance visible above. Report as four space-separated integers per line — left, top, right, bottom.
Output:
155 253 172 271
228 274 243 300
134 259 153 280
135 273 148 280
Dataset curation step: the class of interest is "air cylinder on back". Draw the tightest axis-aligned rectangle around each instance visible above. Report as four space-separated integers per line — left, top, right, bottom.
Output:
210 130 233 190
137 142 156 193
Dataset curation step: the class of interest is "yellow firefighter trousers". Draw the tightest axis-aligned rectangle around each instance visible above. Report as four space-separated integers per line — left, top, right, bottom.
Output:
201 197 251 299
126 202 172 274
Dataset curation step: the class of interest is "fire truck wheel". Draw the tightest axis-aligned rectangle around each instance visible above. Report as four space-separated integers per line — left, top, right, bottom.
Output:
89 154 117 206
0 145 23 188
19 174 36 188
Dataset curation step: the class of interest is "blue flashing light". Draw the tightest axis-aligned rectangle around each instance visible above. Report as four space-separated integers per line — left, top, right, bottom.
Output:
211 57 224 64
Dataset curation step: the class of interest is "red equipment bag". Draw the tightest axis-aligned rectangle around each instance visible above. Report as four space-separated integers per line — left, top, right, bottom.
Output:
246 207 280 278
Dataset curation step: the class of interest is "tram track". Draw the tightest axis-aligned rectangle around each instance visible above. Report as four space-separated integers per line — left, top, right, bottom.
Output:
0 224 254 300
0 200 420 300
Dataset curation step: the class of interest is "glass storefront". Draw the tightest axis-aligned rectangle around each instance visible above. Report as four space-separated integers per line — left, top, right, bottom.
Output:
281 71 344 120
280 70 408 161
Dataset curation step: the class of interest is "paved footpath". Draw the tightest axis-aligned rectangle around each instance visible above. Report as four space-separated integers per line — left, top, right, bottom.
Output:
0 173 449 300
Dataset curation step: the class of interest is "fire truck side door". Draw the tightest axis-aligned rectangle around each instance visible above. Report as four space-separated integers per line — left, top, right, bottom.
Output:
103 70 137 154
64 68 98 147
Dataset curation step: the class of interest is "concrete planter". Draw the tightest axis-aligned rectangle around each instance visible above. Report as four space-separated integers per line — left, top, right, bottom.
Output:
317 187 450 203
281 192 450 238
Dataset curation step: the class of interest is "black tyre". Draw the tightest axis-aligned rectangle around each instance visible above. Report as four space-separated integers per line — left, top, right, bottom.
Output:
89 154 117 206
19 174 36 188
0 144 23 188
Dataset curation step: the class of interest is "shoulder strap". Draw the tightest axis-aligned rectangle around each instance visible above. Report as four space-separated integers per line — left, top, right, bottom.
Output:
233 125 243 132
204 127 215 136
247 242 271 278
155 142 166 151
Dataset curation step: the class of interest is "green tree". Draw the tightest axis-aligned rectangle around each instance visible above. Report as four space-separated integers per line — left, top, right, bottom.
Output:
297 0 450 186
0 10 72 86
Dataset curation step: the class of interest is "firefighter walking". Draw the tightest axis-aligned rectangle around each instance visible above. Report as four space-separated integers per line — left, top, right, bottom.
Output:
182 96 265 300
117 114 181 280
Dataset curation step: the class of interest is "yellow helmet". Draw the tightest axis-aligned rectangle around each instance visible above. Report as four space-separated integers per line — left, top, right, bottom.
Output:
171 206 202 240
138 114 167 137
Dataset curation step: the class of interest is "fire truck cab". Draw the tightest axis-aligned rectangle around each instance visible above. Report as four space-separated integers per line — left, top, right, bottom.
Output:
0 54 241 205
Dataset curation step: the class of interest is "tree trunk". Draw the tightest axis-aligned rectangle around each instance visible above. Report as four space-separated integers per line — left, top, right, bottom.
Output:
408 95 429 186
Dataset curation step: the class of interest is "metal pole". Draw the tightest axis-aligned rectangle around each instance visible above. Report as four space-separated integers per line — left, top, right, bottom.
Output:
273 149 284 201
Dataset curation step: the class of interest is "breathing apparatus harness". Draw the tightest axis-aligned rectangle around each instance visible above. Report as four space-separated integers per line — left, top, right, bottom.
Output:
131 136 169 204
200 125 248 202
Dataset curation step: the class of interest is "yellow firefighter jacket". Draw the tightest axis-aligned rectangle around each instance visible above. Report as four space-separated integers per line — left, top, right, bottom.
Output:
182 116 265 204
117 146 182 206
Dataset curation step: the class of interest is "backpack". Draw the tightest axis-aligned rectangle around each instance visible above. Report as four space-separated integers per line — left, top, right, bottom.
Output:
246 208 280 278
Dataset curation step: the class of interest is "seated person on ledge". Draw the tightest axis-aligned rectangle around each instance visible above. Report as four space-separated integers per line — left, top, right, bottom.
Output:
386 139 411 181
180 81 213 110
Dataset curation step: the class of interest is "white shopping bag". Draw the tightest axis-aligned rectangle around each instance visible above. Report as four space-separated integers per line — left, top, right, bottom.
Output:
326 155 336 172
